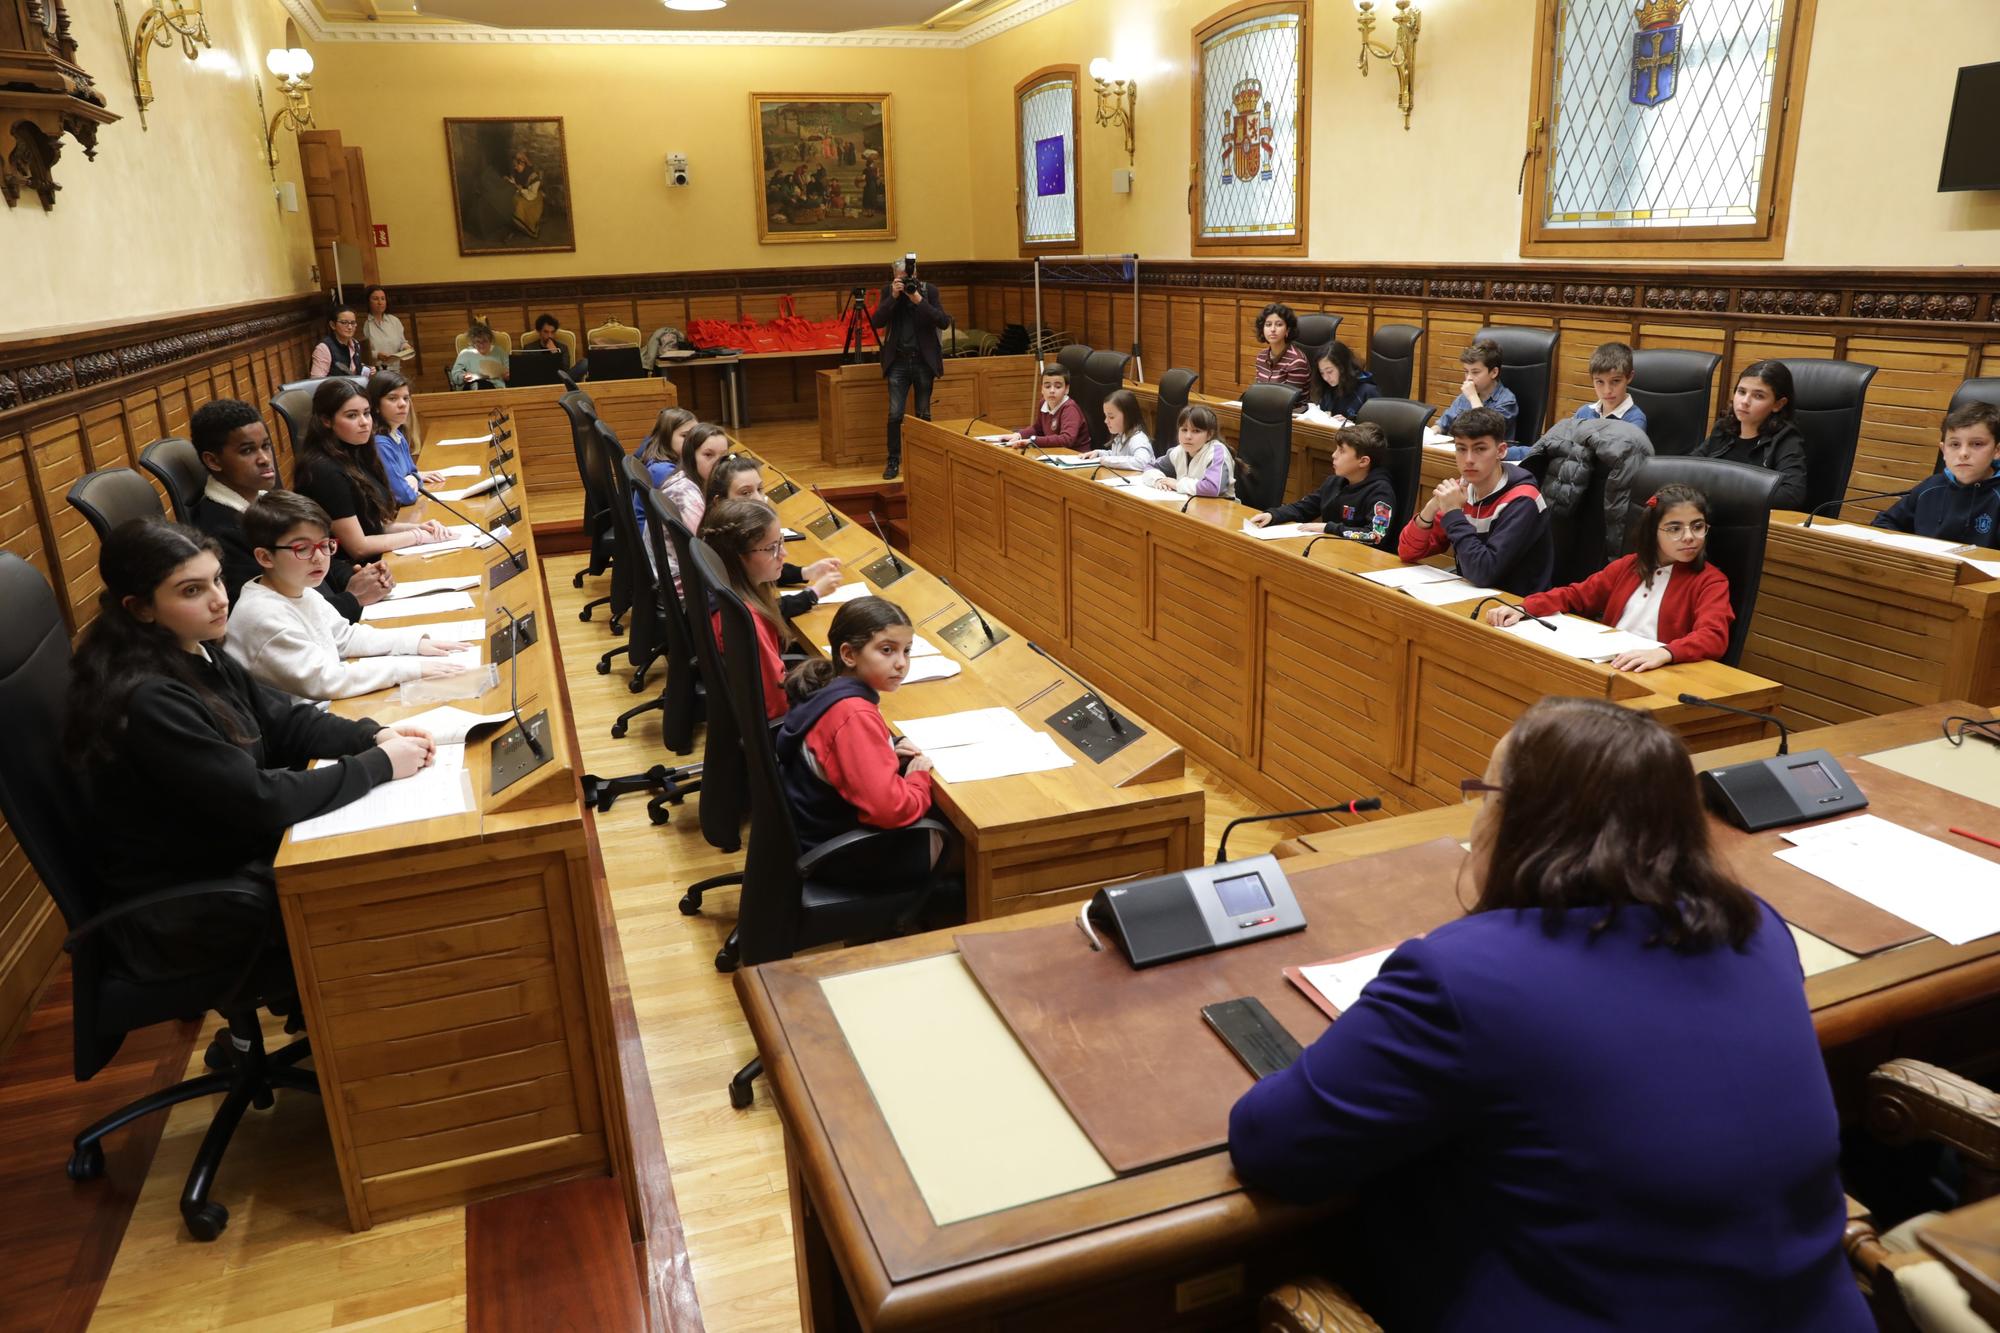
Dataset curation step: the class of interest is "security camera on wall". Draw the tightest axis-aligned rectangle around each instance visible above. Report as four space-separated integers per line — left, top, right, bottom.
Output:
666 153 690 189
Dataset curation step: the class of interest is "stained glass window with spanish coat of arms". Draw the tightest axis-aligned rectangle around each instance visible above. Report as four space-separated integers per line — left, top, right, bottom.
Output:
1193 2 1309 253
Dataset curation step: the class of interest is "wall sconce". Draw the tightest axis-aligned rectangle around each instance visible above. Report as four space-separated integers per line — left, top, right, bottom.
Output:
1355 0 1421 130
113 0 212 130
260 45 315 179
1087 57 1137 165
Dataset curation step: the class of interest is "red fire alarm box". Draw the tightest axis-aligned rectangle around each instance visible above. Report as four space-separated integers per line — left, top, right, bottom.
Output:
371 224 390 248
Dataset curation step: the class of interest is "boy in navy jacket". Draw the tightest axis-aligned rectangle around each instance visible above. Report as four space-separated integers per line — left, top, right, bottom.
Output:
1398 406 1554 596
1247 421 1397 548
1874 401 2000 547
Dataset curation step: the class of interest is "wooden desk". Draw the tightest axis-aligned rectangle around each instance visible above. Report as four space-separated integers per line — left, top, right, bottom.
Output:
1920 1194 2000 1327
274 397 638 1233
744 451 1208 920
740 703 2000 1333
817 356 1042 469
900 416 1782 830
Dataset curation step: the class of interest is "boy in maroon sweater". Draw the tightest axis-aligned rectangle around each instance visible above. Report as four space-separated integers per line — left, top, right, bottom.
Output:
1002 367 1089 452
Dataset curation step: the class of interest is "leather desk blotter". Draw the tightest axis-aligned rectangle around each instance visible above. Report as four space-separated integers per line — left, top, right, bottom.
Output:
954 837 1471 1176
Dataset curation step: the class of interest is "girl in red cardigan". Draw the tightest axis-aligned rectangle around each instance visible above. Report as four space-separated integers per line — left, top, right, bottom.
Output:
1486 484 1733 672
700 498 794 720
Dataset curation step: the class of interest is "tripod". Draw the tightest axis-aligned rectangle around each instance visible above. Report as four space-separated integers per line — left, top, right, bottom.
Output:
840 287 879 364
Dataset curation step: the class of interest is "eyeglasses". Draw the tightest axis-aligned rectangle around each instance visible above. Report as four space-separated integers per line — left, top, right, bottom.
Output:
1660 521 1709 538
275 538 339 559
754 540 786 558
334 317 357 328
1459 777 1503 803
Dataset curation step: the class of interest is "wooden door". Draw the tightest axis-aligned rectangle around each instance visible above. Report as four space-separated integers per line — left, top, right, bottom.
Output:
344 145 380 289
298 129 355 299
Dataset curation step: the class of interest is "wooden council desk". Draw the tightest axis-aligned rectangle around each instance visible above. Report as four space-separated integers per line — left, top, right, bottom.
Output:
741 447 1208 920
817 355 1042 469
273 397 640 1234
738 703 2000 1333
900 415 1782 827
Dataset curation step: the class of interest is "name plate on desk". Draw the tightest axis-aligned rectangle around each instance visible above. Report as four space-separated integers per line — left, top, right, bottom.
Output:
1046 694 1144 762
490 711 554 794
861 553 911 588
938 609 1008 659
489 610 538 664
769 479 799 503
808 512 843 540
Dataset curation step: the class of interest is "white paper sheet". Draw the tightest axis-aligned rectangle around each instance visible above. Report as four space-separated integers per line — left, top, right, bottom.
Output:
429 432 493 448
393 704 517 746
400 525 513 559
782 528 803 540
1295 948 1397 1016
433 475 502 502
360 589 476 621
1502 614 1662 662
902 656 962 684
289 744 474 842
383 575 481 600
976 434 1013 444
428 464 485 478
392 619 487 668
1422 430 1454 449
897 707 1034 752
1358 564 1458 589
927 731 1075 784
1402 579 1501 607
1775 814 2000 946
1040 456 1098 469
1103 480 1186 502
1966 558 2000 581
817 582 871 605
1242 521 1312 541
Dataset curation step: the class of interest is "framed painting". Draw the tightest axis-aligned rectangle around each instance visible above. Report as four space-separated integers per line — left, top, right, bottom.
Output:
443 116 576 257
751 94 895 244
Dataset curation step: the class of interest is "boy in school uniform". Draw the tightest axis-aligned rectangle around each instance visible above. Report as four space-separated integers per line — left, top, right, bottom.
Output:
1002 366 1089 452
1874 400 2000 546
1246 421 1397 548
1570 341 1648 452
1436 339 1520 448
1398 406 1555 596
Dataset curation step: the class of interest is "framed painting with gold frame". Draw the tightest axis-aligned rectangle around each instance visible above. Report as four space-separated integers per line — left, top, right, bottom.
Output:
751 93 895 244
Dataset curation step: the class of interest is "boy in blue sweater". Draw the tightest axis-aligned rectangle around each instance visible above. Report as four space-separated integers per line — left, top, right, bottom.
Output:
1571 341 1648 438
1437 338 1519 451
1874 401 2000 547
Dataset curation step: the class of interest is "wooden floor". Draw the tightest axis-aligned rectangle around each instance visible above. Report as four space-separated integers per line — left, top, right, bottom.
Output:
4 418 1297 1332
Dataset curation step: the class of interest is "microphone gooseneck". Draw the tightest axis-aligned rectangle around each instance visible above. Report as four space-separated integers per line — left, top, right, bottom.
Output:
1216 798 1383 864
1677 692 1791 757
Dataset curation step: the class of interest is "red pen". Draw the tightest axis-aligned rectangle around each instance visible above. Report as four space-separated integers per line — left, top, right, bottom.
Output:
1948 826 2000 852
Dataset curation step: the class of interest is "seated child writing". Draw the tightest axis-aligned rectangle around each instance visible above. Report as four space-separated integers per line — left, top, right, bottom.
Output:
1076 389 1155 471
1486 484 1732 671
1397 406 1554 596
1247 421 1395 547
1313 341 1381 422
1145 404 1238 499
1001 366 1088 452
226 491 471 700
1873 401 2000 546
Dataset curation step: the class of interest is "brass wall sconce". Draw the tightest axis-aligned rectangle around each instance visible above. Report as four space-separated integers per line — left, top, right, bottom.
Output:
260 44 315 179
113 0 212 129
1355 0 1421 130
1087 57 1137 165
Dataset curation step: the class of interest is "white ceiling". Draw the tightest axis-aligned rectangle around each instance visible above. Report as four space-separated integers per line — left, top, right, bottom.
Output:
410 0 962 33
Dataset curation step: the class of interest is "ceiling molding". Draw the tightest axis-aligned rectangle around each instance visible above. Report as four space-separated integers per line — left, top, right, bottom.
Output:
280 0 1078 48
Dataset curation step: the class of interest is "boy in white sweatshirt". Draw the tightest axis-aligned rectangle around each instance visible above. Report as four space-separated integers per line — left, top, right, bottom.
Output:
227 491 471 700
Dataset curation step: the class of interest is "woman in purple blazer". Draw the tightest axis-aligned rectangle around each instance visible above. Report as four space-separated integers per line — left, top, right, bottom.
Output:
1228 696 1870 1333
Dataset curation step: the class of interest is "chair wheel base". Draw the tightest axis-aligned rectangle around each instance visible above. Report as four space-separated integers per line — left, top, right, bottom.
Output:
609 617 624 635
579 607 594 622
628 675 648 693
610 721 629 739
182 1201 228 1242
678 893 702 915
596 660 612 675
67 1142 104 1181
728 1080 755 1110
715 947 739 973
571 570 586 589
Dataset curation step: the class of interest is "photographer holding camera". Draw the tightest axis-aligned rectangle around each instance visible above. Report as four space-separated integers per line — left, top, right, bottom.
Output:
871 254 952 480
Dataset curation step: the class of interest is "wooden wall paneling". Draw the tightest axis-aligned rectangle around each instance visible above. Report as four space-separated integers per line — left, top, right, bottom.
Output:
1065 499 1150 673
739 294 786 326
1320 297 1370 352
1258 586 1408 802
25 416 95 630
1201 298 1240 400
1108 293 1135 367
1424 309 1486 409
1983 344 2000 375
1148 537 1255 757
969 285 1000 333
635 297 689 336
1555 316 1638 413
994 475 1066 642
579 299 634 332
1843 336 1964 508
1001 284 1026 329
1087 288 1115 348
1731 329 1838 367
932 286 968 325
118 391 165 466
685 295 739 330
1169 296 1203 382
414 311 473 392
0 428 49 586
1137 294 1170 376
0 821 60 1061
1236 299 1264 391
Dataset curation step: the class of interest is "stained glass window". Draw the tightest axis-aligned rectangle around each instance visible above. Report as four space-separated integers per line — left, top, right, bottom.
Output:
1017 70 1078 252
1192 2 1310 254
1525 0 1813 255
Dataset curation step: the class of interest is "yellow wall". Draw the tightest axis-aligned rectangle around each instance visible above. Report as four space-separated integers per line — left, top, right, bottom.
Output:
962 0 2000 267
1 0 316 337
307 41 979 284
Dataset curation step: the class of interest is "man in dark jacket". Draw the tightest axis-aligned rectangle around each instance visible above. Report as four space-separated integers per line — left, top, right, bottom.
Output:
871 258 953 480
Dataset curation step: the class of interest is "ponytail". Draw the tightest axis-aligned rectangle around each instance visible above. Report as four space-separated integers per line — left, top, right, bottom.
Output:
783 658 839 704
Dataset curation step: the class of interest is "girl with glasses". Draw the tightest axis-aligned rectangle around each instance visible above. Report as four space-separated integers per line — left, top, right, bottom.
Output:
699 498 798 721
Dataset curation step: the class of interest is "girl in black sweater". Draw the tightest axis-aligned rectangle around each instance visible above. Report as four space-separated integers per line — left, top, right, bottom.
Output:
1691 359 1809 510
67 519 433 979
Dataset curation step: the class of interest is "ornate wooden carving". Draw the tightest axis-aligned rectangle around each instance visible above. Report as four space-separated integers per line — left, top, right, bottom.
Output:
0 0 120 208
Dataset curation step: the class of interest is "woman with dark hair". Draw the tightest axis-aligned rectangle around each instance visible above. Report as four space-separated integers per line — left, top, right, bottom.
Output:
361 286 414 373
308 305 370 381
1311 340 1380 421
66 519 432 979
1228 697 1867 1333
368 370 445 507
1692 359 1808 509
291 378 446 560
1250 301 1311 413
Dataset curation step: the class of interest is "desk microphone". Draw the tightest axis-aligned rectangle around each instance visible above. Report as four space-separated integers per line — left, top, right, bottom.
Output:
1025 640 1124 737
1802 487 1911 527
417 485 528 573
1089 464 1131 485
1180 492 1200 513
498 604 545 760
1467 594 1557 632
1215 797 1382 864
866 511 911 577
1677 693 1790 756
937 575 996 642
809 484 845 529
479 453 522 525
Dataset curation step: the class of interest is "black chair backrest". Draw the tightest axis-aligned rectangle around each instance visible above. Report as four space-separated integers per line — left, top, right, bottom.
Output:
1475 326 1561 440
1778 358 1879 515
269 387 314 455
1235 385 1297 511
67 467 165 543
1293 313 1343 366
0 553 116 1078
662 503 746 854
1628 456 1779 667
623 452 702 733
1368 324 1422 401
692 539 806 968
1356 398 1438 547
1940 377 2000 477
1522 450 1611 588
1155 368 1200 446
1629 348 1722 457
1078 349 1131 448
1056 343 1092 392
592 421 654 649
138 437 208 523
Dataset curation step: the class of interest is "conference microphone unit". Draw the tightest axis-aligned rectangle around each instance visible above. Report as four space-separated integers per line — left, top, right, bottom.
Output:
1802 487 1912 527
1675 692 1790 756
1025 639 1139 761
1676 693 1867 831
805 484 846 540
863 511 912 587
1216 798 1383 865
1467 594 1558 632
418 485 528 590
1299 529 1386 559
935 574 1007 659
479 452 522 526
488 603 553 795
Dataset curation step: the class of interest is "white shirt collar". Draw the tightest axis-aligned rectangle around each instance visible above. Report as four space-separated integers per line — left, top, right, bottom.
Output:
1601 395 1638 420
202 475 261 514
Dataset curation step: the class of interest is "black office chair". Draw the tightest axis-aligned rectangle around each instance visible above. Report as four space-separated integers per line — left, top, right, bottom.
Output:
1056 342 1092 391
137 438 208 523
559 390 619 623
0 552 313 1242
1356 399 1438 549
620 452 702 754
664 508 750 918
1235 385 1297 511
697 541 958 1107
1629 348 1722 456
269 387 313 456
1155 367 1200 447
1079 349 1132 448
590 421 662 688
1629 457 1780 667
1293 313 1344 367
67 467 165 542
1368 324 1423 401
1936 378 2000 476
1779 358 1880 516
1475 326 1562 440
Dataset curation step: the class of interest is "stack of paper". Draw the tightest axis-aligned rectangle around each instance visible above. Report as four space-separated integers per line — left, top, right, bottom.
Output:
360 589 477 621
1813 521 2000 578
396 704 517 745
429 432 492 448
896 707 1075 784
382 575 480 601
976 434 1013 445
1775 814 2000 946
1358 565 1458 590
1501 613 1663 663
290 744 474 842
817 582 872 605
401 524 513 559
902 656 962 684
433 475 503 503
1102 479 1184 502
1421 429 1454 450
1403 579 1501 607
1242 520 1312 541
427 464 485 479
1041 456 1098 469
397 618 486 668
1293 948 1396 1015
